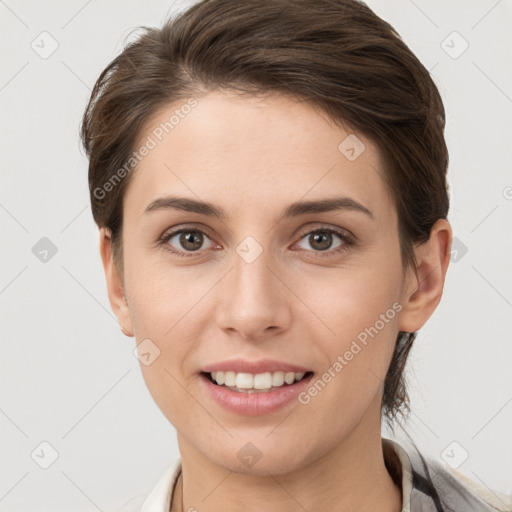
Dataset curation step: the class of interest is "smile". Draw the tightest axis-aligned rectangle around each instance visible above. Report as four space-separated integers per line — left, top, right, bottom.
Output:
200 369 315 415
206 370 311 393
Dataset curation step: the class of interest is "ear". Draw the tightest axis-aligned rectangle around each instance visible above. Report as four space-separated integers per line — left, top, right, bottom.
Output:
398 219 452 333
99 227 134 337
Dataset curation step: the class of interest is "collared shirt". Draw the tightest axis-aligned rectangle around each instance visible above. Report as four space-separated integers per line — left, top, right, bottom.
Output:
113 438 511 512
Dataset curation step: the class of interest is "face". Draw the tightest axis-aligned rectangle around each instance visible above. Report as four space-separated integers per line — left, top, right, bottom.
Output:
109 90 419 474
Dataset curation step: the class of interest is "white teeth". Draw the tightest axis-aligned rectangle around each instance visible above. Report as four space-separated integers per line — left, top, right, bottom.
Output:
272 371 285 387
209 370 308 390
284 372 295 385
254 372 272 389
225 371 236 387
235 373 253 389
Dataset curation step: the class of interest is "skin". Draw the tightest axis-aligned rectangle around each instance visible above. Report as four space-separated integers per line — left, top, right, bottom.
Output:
99 90 451 512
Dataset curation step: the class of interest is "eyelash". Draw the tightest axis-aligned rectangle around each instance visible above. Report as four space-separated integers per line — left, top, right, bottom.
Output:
158 224 355 259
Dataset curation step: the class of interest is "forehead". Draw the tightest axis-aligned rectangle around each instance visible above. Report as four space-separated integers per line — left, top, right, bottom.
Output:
124 90 394 223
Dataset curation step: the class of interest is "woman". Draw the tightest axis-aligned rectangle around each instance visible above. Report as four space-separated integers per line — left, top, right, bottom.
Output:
81 1 510 511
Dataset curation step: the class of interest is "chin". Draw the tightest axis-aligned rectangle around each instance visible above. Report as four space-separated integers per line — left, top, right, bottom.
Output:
202 438 313 477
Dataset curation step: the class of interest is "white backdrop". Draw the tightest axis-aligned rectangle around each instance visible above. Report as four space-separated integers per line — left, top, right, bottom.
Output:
1 1 511 510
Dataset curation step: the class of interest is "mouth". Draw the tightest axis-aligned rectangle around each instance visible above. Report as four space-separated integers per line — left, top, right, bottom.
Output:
201 370 314 394
198 359 315 415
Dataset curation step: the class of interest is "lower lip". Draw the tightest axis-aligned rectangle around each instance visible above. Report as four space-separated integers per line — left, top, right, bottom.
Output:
199 373 314 416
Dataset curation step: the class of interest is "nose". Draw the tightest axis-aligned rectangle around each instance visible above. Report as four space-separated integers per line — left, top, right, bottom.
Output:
215 248 292 342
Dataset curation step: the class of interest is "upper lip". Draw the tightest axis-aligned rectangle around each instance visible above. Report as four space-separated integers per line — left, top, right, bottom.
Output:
201 358 312 374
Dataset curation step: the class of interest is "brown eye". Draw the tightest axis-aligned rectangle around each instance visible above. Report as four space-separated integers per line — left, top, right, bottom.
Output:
161 228 216 256
179 231 204 251
296 229 346 252
308 232 334 251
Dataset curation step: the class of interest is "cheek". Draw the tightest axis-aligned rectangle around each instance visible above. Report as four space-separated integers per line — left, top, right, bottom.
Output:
123 253 198 418
293 293 401 443
303 256 401 344
297 256 402 401
124 247 204 335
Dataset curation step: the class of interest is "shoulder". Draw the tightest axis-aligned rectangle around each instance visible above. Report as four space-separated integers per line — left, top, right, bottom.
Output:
407 445 512 512
443 465 512 512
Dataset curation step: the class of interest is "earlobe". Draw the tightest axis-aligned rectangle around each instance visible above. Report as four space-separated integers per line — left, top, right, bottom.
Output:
398 219 452 333
99 227 134 337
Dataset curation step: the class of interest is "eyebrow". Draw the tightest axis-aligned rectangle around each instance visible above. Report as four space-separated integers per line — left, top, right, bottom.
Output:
143 195 373 220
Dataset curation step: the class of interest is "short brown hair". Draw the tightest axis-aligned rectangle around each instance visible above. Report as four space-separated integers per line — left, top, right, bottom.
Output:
80 0 449 424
